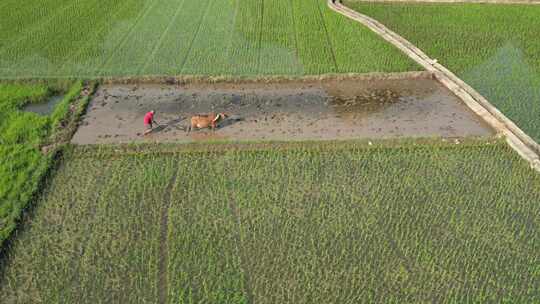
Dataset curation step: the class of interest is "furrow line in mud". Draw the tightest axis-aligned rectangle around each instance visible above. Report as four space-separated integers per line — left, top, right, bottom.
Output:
329 0 540 173
158 163 179 304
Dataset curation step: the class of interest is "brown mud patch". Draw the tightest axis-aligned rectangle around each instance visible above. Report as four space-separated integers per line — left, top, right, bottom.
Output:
72 77 493 144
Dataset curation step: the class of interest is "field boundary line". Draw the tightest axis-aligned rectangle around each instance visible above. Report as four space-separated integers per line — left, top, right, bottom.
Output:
97 0 160 76
179 0 213 74
228 196 254 304
140 0 187 75
345 0 540 4
328 0 540 173
158 163 179 304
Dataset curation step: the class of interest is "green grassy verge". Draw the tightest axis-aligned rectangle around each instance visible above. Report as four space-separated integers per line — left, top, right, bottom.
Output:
1 141 539 303
0 81 85 247
0 0 418 78
344 1 540 142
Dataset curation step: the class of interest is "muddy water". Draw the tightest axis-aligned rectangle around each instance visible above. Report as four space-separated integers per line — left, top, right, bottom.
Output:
71 78 494 144
23 95 64 116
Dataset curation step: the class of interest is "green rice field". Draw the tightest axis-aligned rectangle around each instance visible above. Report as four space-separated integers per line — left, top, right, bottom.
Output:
2 1 540 303
0 82 85 246
1 141 539 303
345 1 540 142
0 0 418 78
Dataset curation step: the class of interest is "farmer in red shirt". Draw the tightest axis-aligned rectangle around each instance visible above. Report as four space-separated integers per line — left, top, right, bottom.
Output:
143 110 156 135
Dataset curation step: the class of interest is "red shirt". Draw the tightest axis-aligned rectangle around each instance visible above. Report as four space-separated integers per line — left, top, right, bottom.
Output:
144 112 154 124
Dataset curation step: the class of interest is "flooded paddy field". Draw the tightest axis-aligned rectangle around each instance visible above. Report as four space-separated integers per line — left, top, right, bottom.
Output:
72 77 493 144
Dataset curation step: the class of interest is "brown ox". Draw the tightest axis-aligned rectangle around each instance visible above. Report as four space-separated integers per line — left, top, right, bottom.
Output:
187 113 229 133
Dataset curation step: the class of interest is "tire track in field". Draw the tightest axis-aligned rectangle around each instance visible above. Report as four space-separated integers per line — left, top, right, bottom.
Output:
0 0 11 12
97 0 160 76
377 215 484 302
289 0 301 75
228 196 254 304
0 0 77 55
158 163 179 304
3 0 103 77
140 0 187 75
223 0 241 74
256 0 265 74
68 160 125 295
314 0 338 72
56 0 135 77
178 0 213 74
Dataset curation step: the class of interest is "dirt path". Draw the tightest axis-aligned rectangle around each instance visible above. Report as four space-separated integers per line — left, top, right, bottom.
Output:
71 77 493 144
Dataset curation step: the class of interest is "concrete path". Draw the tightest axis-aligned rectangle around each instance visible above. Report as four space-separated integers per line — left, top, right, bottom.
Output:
328 0 540 172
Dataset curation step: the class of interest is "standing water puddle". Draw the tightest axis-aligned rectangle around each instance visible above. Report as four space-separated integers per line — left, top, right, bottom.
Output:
23 95 64 116
72 76 494 144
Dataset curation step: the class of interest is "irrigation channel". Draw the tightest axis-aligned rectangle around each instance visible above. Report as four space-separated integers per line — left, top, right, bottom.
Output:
72 74 493 145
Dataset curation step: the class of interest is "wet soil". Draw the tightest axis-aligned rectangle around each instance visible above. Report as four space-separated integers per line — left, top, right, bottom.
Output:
71 78 493 144
23 95 64 116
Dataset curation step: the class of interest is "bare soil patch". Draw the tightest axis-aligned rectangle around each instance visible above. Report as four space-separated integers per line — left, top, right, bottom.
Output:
71 77 493 144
